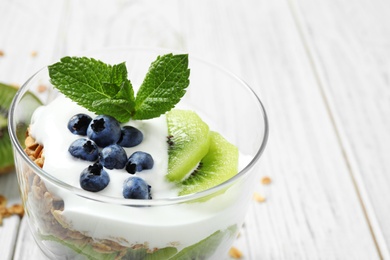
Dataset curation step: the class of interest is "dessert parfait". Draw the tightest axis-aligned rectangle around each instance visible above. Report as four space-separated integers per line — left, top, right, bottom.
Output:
9 48 268 259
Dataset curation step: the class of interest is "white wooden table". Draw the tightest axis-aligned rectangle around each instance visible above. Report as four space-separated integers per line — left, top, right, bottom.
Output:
1 0 390 259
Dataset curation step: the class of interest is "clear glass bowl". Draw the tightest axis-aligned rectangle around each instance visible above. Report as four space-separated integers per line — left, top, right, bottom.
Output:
8 47 268 260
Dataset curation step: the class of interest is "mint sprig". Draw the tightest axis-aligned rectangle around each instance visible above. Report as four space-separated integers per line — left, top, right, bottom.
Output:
48 53 190 122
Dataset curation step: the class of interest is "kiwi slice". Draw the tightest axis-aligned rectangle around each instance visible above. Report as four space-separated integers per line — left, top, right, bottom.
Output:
0 83 19 174
170 225 237 260
0 82 42 174
42 234 178 260
166 109 211 182
178 131 238 196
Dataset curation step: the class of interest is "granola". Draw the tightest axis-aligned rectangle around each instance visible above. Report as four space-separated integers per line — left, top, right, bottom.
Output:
253 192 266 203
261 176 272 185
228 246 243 259
0 194 24 225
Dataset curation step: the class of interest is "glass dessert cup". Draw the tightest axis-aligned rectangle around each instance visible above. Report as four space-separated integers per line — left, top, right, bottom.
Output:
9 47 268 260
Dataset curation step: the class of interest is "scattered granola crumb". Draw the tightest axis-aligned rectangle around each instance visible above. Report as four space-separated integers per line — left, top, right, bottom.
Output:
0 50 4 56
10 83 20 88
229 246 243 259
261 176 272 185
37 84 47 93
8 204 24 218
0 194 24 225
253 192 266 203
0 195 7 208
31 51 38 57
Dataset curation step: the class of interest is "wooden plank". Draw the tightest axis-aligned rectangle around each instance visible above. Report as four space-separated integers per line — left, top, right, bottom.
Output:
0 173 23 258
290 0 390 257
0 0 66 84
180 0 381 258
0 216 20 260
55 0 184 55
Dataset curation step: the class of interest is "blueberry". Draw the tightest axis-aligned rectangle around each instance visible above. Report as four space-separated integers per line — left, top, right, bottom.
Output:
87 115 121 147
67 113 92 135
123 176 151 199
117 126 143 147
100 144 127 170
68 138 99 161
80 163 110 192
125 151 154 174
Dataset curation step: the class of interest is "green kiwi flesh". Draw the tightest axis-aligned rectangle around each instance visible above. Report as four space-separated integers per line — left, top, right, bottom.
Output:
41 234 178 260
0 83 18 173
179 131 239 196
166 109 211 182
169 225 237 259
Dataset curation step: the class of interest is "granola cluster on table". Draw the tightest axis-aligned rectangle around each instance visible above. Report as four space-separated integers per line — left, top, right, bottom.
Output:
0 195 24 225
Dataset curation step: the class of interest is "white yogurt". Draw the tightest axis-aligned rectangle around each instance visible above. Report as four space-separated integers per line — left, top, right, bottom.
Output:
30 95 178 199
29 94 252 251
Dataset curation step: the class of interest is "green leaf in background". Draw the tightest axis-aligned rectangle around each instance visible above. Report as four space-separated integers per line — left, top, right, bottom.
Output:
0 82 18 129
133 54 190 120
0 81 43 173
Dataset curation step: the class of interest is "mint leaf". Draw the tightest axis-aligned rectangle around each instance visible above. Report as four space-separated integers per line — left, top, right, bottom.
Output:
105 62 132 98
91 98 133 122
133 54 190 120
48 57 135 122
48 54 189 122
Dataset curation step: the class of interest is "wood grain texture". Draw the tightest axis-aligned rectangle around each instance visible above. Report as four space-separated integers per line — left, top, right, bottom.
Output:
0 0 386 259
180 0 380 258
0 0 64 258
291 0 390 257
0 0 66 83
0 216 20 260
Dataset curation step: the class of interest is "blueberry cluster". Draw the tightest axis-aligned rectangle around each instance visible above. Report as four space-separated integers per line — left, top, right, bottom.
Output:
67 113 153 199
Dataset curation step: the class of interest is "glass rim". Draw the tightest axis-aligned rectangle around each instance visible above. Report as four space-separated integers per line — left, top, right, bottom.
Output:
8 47 269 206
